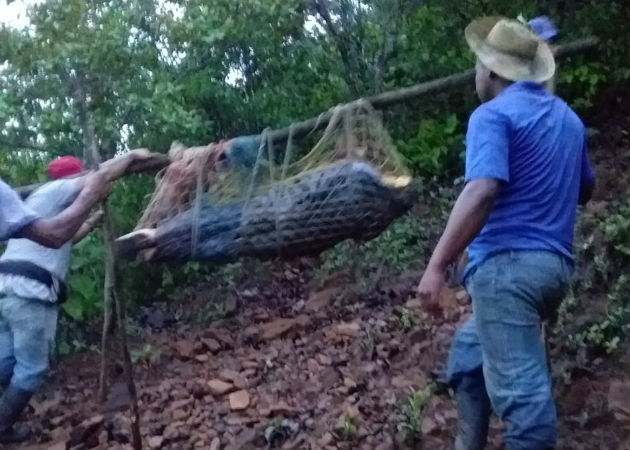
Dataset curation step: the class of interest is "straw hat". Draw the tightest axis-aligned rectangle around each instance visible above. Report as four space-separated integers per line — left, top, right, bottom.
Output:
465 16 555 82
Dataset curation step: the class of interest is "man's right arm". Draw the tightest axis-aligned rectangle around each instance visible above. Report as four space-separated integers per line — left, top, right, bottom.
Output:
17 171 111 248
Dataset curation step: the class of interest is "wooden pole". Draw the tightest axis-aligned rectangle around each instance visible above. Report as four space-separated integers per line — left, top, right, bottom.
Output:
15 36 598 196
71 71 143 450
266 36 599 143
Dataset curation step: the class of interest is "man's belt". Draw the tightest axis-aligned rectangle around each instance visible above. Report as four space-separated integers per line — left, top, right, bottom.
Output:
0 260 67 303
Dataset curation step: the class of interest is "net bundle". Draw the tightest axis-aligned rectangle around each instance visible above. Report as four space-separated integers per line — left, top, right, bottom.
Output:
128 100 417 263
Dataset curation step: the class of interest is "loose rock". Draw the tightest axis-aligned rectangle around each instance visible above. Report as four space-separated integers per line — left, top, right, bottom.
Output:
335 321 360 337
229 390 250 410
208 379 235 396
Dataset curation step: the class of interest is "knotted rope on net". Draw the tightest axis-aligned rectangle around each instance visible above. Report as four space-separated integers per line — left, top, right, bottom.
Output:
118 100 417 263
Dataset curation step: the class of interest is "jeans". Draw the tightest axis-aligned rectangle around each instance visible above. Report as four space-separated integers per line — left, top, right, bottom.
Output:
0 295 58 392
447 250 571 450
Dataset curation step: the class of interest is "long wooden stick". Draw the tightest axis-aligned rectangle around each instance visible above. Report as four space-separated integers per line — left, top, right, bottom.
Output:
72 71 143 449
15 36 598 197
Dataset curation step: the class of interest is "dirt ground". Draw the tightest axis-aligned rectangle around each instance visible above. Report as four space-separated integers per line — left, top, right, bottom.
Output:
14 265 630 450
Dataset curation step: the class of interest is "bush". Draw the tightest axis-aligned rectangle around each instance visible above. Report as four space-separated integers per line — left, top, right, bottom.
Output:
558 202 630 356
397 114 464 179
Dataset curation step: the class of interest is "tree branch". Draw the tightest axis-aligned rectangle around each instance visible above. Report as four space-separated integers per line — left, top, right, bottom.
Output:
312 0 364 96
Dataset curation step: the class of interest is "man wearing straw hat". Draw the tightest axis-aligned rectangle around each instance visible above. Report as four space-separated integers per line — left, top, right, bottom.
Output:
417 17 595 450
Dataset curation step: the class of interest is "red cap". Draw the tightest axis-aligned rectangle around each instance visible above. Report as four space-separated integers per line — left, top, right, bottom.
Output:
47 156 84 179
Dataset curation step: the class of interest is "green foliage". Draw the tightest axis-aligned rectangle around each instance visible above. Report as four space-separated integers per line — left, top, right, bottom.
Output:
398 308 414 331
130 343 162 367
318 213 423 278
558 62 607 111
401 384 434 439
570 274 629 355
602 204 630 257
0 151 47 186
335 412 357 441
55 335 99 357
63 233 104 320
199 301 228 324
558 202 630 356
398 114 463 178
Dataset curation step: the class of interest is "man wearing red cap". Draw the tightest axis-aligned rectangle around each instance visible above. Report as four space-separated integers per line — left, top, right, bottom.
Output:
0 149 150 443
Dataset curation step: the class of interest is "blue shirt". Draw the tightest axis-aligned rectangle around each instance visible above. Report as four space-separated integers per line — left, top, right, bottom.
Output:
464 81 595 279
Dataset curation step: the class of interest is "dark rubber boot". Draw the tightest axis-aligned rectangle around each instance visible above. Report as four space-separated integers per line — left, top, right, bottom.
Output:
453 368 491 450
0 385 33 444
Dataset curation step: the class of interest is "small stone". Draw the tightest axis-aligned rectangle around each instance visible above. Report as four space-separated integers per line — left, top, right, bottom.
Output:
218 369 240 382
233 375 249 390
254 311 270 321
148 435 164 449
48 442 67 450
68 414 104 447
242 360 258 370
609 379 630 415
204 329 234 349
260 401 299 417
195 354 209 363
98 430 109 445
391 375 411 388
171 398 192 410
421 416 438 435
335 321 360 337
318 432 334 446
163 424 180 441
258 318 297 340
50 415 66 427
229 390 250 410
201 338 222 353
307 358 320 373
405 298 423 309
208 379 235 396
173 340 194 359
374 435 394 450
316 354 332 366
306 287 340 311
226 428 256 450
408 328 427 344
224 297 238 315
172 409 188 421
